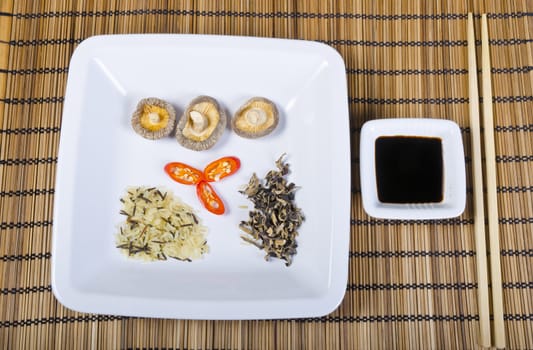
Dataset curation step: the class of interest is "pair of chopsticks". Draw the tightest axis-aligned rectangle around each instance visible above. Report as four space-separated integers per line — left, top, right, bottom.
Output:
467 13 505 349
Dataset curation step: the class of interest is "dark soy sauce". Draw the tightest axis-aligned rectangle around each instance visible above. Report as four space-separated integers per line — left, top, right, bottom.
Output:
375 136 443 203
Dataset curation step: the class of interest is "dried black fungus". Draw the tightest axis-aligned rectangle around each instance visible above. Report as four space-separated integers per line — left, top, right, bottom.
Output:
238 154 305 266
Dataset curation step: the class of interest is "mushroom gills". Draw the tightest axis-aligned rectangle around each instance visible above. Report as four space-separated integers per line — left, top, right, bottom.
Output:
245 108 268 128
232 98 279 138
140 105 170 131
182 101 220 142
131 97 176 140
175 96 227 151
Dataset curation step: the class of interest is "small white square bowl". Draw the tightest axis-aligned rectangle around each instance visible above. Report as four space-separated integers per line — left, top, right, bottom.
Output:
360 118 466 220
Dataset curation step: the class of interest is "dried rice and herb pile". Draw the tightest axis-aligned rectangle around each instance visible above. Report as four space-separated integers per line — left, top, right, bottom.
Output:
116 186 209 262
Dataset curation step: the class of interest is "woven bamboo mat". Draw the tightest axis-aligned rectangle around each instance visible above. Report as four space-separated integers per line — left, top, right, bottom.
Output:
0 0 532 349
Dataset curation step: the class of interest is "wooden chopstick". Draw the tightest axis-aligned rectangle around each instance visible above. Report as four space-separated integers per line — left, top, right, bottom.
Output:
467 13 492 349
481 14 506 349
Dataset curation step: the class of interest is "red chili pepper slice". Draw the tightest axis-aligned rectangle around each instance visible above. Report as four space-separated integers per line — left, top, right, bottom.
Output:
164 162 204 185
196 181 225 215
204 156 241 182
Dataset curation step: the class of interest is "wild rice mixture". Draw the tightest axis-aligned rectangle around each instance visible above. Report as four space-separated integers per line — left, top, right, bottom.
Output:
116 186 208 262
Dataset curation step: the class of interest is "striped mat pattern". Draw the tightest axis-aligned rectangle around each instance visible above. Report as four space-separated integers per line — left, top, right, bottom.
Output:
0 1 532 349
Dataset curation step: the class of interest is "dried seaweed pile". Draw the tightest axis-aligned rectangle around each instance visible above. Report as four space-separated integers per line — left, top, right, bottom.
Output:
239 155 305 266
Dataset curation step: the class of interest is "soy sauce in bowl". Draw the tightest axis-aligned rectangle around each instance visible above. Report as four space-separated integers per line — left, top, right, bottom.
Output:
375 136 443 204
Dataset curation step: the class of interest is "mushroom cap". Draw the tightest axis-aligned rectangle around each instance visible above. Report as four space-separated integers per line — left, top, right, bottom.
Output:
175 95 227 151
232 97 279 139
131 97 177 140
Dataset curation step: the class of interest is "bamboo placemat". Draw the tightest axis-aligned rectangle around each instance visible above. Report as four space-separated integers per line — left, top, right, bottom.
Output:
1 1 532 349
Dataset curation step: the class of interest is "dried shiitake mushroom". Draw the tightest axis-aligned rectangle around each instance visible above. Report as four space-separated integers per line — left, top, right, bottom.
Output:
232 97 279 138
131 98 177 140
175 96 227 151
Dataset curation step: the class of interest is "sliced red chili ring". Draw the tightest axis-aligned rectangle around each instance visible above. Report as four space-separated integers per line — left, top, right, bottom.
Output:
164 162 204 185
204 156 241 182
196 181 225 215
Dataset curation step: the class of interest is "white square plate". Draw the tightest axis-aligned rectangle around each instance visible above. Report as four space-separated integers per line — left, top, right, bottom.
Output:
360 118 466 220
52 34 351 319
